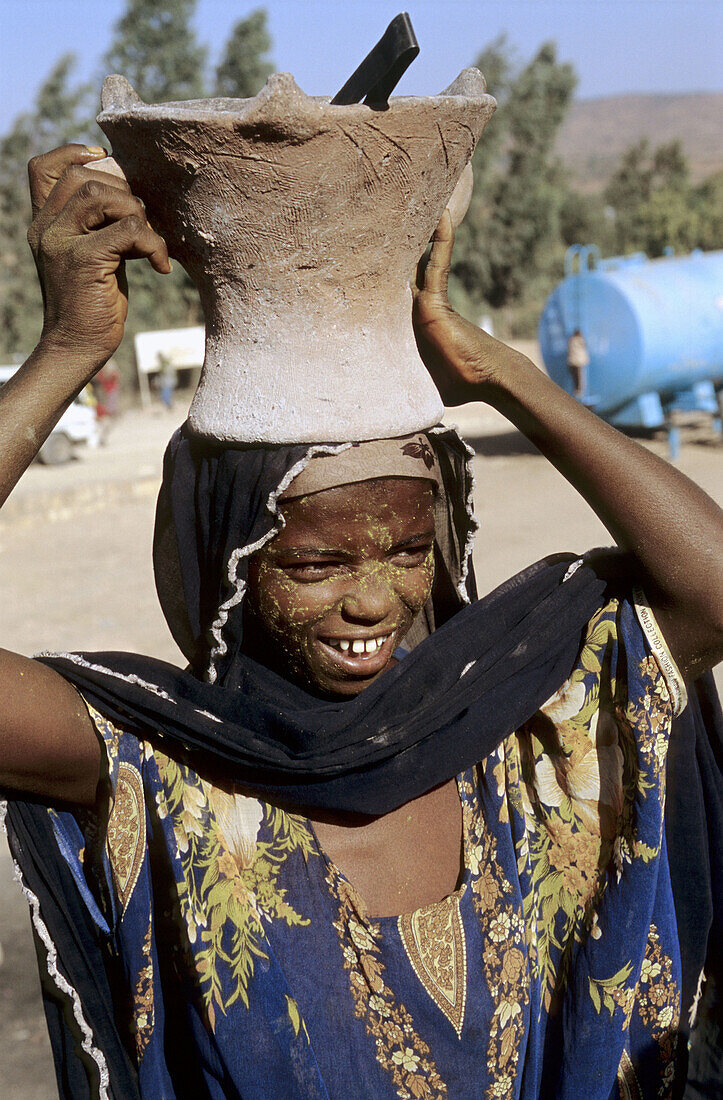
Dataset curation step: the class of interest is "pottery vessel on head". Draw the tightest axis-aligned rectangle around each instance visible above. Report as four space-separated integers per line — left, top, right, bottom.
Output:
97 70 496 443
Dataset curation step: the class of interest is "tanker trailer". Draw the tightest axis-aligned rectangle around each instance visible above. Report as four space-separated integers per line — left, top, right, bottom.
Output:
538 245 723 455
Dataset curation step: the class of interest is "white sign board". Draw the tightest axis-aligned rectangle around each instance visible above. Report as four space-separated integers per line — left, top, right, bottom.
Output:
134 327 205 374
133 326 205 407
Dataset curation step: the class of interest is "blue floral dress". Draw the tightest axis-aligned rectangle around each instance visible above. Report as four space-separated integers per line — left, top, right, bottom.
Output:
45 595 686 1099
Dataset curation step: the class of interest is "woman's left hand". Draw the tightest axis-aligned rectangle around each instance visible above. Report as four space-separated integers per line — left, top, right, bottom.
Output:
412 210 527 406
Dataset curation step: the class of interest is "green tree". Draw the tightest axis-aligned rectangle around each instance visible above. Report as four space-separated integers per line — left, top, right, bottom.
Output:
650 140 689 191
214 8 274 98
467 34 516 171
485 43 576 308
451 41 576 325
693 171 723 251
104 0 207 103
449 36 514 313
558 190 614 253
602 139 652 252
102 0 209 374
0 55 95 357
604 139 700 256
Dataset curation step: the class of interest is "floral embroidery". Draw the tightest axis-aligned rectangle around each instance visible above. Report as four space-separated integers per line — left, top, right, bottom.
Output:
608 650 674 882
624 656 673 803
398 894 467 1038
401 438 435 469
591 926 679 1097
633 925 680 1097
106 761 146 914
85 702 119 763
468 793 529 1097
285 995 310 1044
156 752 315 1029
509 604 647 1012
588 961 636 1026
132 919 155 1059
330 873 448 1099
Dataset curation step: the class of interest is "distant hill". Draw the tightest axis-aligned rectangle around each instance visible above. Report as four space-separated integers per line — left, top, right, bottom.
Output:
555 92 723 192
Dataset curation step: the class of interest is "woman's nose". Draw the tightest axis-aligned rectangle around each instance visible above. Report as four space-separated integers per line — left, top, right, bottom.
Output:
340 569 394 623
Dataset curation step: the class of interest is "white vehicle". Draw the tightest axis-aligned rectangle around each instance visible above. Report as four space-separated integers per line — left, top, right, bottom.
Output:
0 364 100 464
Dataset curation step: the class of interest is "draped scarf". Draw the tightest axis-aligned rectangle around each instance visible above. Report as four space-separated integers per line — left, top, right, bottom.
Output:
30 424 612 814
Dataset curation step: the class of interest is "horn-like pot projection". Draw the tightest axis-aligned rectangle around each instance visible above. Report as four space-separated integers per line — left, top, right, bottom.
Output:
98 71 495 443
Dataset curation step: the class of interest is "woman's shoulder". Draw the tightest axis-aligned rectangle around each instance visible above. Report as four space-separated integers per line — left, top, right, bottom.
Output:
499 592 680 855
543 591 685 724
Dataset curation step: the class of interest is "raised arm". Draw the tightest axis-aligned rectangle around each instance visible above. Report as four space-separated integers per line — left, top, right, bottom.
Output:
413 211 723 681
1 144 170 505
0 145 171 804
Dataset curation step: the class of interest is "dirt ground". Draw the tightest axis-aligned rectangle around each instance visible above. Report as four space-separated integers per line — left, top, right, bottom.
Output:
1 366 721 1096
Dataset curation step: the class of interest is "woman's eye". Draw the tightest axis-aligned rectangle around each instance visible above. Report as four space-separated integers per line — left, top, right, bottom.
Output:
285 562 342 581
390 545 433 567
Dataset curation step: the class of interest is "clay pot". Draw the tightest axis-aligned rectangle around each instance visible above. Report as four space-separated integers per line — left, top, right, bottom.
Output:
98 71 495 443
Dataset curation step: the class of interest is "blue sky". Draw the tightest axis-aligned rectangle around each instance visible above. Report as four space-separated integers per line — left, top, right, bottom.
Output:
1 0 721 132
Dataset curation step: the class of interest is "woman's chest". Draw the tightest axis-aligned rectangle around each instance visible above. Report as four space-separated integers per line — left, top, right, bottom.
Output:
310 777 464 917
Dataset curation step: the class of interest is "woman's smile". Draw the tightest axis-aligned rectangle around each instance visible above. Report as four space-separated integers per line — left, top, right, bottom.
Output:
315 629 397 677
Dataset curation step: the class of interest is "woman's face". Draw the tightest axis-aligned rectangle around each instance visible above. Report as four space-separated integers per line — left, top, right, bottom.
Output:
245 477 436 697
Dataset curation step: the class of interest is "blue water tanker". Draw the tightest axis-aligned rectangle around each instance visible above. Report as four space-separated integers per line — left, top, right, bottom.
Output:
539 246 723 454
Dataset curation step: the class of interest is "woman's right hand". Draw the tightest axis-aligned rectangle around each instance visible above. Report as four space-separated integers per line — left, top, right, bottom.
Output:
26 144 171 374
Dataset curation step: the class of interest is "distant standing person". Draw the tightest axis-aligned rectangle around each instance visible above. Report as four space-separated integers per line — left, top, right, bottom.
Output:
93 359 121 441
157 354 177 411
567 328 590 398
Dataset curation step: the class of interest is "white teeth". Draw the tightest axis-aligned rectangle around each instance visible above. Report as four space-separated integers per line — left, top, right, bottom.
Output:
327 635 389 655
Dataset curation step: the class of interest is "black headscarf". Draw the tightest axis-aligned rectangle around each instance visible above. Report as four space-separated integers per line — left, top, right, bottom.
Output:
150 425 478 687
27 422 613 816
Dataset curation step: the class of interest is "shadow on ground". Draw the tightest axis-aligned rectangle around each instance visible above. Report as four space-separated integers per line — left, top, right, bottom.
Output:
463 431 541 458
462 423 722 460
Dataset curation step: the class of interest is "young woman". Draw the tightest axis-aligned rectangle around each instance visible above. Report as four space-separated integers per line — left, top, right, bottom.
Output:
2 144 722 1100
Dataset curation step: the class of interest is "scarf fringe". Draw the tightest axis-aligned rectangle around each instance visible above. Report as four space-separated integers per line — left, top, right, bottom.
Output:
0 801 111 1099
430 424 479 604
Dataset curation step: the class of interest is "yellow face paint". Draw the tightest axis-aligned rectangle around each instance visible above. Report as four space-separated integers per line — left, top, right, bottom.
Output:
245 478 436 698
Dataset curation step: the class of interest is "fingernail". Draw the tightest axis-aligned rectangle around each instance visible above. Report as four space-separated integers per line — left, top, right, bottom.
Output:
85 146 107 158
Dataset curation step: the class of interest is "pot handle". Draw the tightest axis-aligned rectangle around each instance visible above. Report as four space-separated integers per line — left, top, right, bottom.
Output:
331 12 419 107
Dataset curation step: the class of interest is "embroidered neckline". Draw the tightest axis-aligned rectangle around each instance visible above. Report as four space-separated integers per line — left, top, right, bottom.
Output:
398 893 468 1037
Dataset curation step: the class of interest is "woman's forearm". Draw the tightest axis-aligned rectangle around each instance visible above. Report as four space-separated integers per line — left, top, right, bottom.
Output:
0 339 106 508
478 349 723 679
